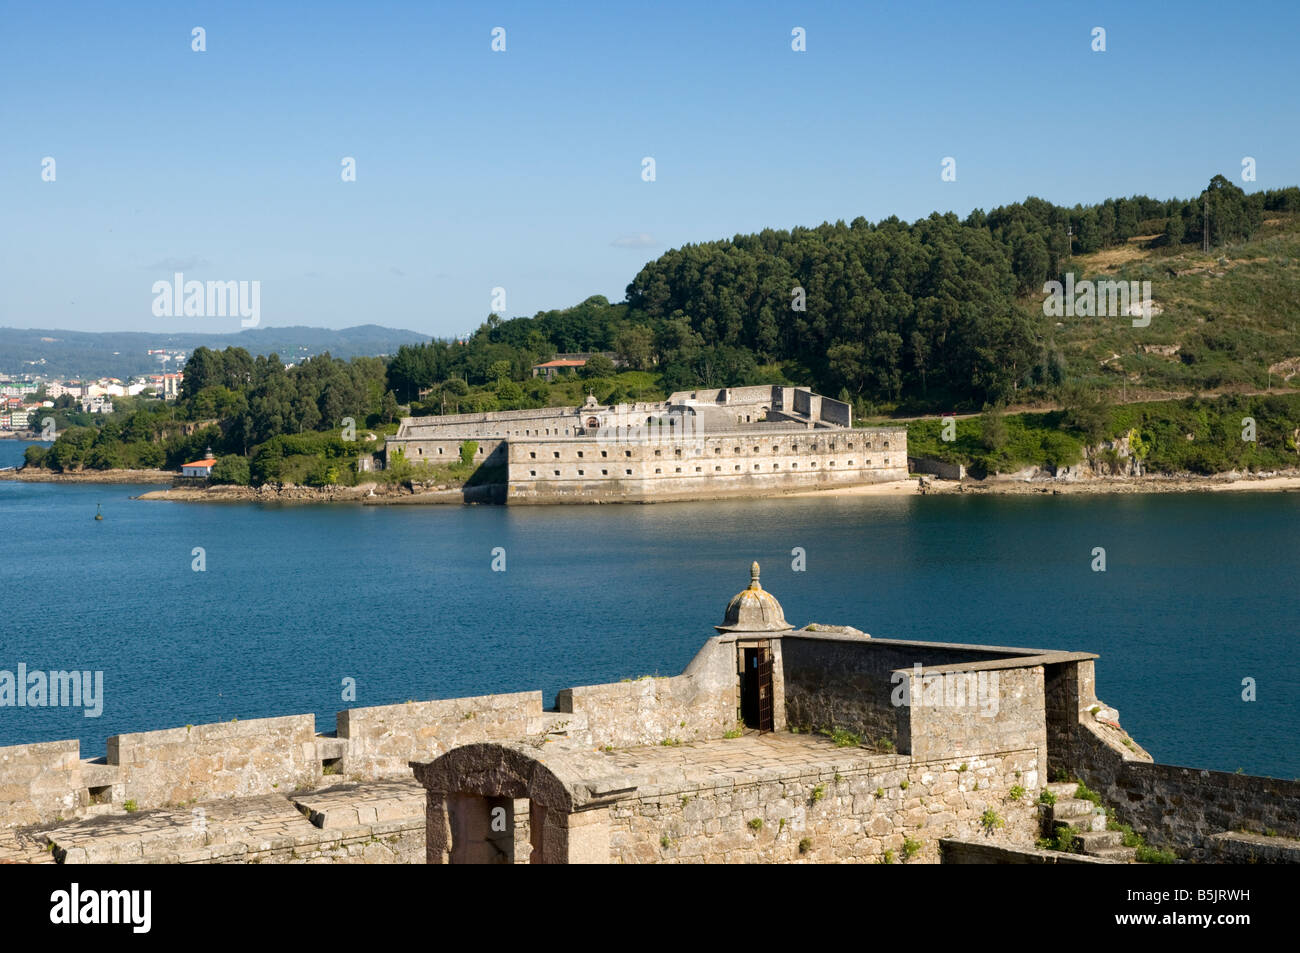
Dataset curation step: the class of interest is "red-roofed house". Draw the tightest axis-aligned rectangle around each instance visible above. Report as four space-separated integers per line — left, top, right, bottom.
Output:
530 359 587 381
181 457 216 478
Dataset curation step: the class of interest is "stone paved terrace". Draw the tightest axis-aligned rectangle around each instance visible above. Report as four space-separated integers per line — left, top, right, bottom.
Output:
0 778 424 864
594 730 903 795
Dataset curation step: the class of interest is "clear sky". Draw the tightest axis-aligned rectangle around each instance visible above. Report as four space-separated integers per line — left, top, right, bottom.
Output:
2 0 1297 336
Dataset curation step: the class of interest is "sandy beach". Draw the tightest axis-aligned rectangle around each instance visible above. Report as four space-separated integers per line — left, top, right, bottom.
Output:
789 473 1300 497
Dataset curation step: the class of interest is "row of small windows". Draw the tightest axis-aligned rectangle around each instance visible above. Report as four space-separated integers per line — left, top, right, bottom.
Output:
415 445 488 457
526 458 891 478
529 441 891 461
531 448 632 459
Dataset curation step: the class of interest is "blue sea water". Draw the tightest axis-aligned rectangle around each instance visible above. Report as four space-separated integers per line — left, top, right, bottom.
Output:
1 439 1296 778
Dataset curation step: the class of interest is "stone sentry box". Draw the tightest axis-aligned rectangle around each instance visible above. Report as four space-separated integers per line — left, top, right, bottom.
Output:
716 562 792 733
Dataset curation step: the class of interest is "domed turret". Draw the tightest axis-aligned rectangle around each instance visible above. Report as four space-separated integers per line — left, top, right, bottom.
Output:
715 562 792 634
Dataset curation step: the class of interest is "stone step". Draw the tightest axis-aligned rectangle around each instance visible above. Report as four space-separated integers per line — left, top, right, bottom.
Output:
1051 797 1096 819
1088 845 1136 862
1054 810 1106 833
1045 781 1079 798
1072 829 1123 851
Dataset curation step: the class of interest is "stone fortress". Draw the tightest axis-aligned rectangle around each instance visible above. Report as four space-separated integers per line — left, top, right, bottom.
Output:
2 565 1297 864
383 384 909 503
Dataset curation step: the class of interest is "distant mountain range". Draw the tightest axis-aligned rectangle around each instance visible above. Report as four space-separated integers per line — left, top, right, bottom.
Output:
0 325 430 380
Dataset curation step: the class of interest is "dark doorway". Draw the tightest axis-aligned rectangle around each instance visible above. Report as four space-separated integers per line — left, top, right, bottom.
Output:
740 645 774 732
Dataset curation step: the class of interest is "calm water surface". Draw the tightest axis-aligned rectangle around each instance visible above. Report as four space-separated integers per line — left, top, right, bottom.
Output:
1 440 1296 778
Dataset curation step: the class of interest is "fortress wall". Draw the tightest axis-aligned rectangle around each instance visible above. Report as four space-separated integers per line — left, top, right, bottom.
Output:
820 396 852 427
781 638 1029 753
1048 656 1300 859
337 691 558 779
1070 713 1300 859
557 638 738 748
106 714 320 810
556 677 732 749
397 417 576 440
387 437 506 467
0 739 82 829
1 693 567 829
396 406 576 433
668 385 781 406
505 428 908 503
608 747 1042 864
910 456 966 480
903 665 1046 773
783 637 902 746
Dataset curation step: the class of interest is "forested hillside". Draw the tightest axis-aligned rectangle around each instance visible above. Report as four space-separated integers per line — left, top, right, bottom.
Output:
25 176 1300 483
388 176 1300 416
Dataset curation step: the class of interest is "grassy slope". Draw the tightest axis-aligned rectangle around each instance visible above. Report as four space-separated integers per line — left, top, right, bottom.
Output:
1039 213 1300 398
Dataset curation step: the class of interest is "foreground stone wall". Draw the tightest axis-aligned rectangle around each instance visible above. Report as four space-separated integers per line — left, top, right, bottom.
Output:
556 636 739 748
108 714 321 809
609 748 1042 864
0 646 735 832
1051 657 1300 861
902 664 1046 767
0 740 81 827
1071 717 1300 860
337 690 571 779
782 636 1029 752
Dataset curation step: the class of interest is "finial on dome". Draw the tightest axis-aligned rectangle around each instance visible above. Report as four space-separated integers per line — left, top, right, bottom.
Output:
716 560 791 634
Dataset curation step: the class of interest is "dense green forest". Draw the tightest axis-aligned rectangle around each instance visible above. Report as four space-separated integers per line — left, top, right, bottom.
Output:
24 177 1300 484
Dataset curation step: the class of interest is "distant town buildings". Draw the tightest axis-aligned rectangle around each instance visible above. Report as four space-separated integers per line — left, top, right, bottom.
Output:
0 366 183 431
79 394 114 415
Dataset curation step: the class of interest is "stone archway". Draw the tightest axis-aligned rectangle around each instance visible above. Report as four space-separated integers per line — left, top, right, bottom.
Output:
411 743 621 864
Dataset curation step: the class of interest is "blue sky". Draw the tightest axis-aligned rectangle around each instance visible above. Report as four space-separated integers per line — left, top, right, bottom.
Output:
2 0 1298 337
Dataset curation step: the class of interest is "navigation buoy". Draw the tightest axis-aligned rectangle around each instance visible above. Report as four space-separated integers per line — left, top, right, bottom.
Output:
94 503 103 521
